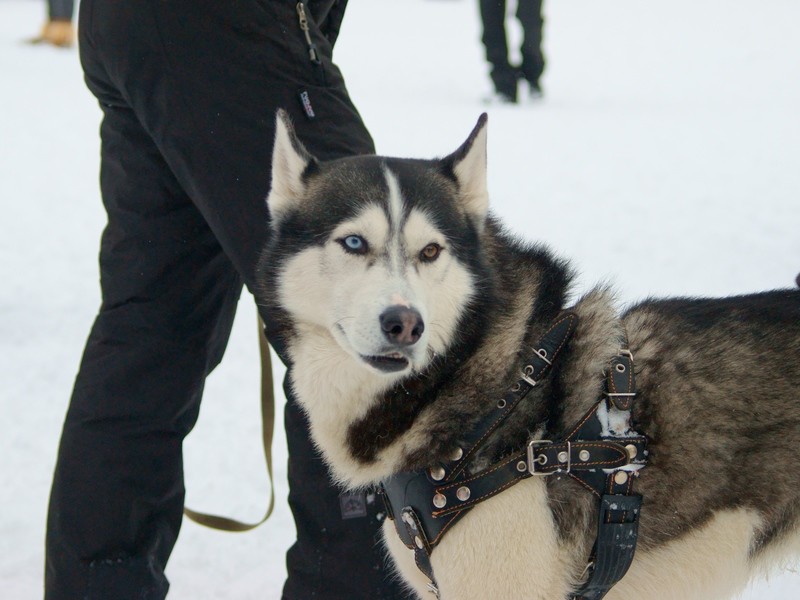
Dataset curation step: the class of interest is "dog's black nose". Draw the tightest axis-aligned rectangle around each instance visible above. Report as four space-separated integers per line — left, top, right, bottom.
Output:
380 306 424 346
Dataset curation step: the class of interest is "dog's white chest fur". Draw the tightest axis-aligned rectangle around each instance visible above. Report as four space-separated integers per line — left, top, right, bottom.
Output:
383 477 578 600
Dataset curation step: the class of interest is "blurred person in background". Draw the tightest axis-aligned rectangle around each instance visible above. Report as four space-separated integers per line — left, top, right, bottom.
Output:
479 0 545 103
28 0 75 48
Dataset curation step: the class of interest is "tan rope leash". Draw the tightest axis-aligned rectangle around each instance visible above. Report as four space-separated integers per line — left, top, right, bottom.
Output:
183 313 276 531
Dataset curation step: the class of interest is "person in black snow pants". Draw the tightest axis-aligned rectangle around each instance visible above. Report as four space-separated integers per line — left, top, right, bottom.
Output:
44 2 413 599
479 0 545 103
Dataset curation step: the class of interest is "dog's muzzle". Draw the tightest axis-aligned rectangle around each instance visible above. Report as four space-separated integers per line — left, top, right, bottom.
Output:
358 306 425 373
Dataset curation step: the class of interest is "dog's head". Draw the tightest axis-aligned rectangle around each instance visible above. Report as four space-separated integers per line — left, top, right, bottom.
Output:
262 111 491 381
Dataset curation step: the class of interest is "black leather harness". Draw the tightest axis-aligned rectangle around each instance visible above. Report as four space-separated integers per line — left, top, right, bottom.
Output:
380 313 648 599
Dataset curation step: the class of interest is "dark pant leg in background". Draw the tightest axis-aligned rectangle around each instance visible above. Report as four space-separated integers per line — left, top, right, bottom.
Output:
479 0 518 100
517 0 545 88
46 1 410 598
48 0 74 21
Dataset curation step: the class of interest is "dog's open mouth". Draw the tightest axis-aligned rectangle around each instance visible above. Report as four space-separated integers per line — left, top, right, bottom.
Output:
361 352 410 373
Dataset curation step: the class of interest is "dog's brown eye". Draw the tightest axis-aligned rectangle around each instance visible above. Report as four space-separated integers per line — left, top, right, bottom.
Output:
420 243 442 262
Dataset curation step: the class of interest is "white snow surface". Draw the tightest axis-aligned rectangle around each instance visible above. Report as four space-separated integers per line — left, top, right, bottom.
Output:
2 0 799 598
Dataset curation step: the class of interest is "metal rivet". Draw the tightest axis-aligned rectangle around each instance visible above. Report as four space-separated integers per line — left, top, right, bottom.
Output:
433 493 447 508
456 486 471 502
511 383 521 392
451 447 463 461
557 451 569 463
516 460 527 472
615 363 626 373
614 471 629 485
579 450 590 461
497 398 507 409
429 466 446 481
625 444 638 460
414 536 424 549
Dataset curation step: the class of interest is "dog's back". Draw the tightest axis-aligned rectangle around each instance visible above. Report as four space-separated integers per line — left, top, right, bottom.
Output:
605 289 800 598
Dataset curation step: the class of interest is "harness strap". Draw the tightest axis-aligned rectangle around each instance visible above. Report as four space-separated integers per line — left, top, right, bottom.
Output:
569 350 642 600
445 313 578 481
572 494 642 600
400 506 437 585
428 437 645 518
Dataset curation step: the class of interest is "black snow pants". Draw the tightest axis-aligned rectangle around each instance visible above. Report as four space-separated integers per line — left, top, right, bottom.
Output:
479 0 545 96
44 1 410 599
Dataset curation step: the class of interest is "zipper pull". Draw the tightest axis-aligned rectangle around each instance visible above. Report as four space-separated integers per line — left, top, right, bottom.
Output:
296 2 321 64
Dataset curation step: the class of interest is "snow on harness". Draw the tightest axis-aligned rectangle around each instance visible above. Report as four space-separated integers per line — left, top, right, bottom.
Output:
380 313 648 599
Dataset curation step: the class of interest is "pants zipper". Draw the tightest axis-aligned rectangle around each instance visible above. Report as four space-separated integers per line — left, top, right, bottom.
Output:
296 2 322 65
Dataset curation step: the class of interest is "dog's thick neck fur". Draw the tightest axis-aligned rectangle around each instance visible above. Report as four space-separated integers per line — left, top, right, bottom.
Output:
343 219 583 475
267 217 625 490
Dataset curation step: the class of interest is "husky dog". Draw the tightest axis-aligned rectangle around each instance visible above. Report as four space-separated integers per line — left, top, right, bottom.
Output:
257 110 800 600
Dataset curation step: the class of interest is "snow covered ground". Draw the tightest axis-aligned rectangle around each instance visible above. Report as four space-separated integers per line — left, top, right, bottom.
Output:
1 0 798 598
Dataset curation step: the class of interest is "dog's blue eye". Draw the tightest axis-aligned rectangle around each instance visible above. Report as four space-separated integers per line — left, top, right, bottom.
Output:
340 235 368 254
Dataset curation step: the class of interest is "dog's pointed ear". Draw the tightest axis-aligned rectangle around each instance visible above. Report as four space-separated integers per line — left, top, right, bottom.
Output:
443 113 489 229
267 109 317 227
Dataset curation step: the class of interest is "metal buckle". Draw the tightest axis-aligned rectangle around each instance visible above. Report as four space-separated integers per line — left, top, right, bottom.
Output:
527 439 553 476
534 348 552 365
560 440 571 474
527 440 572 475
426 582 441 599
520 364 538 388
581 561 595 577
